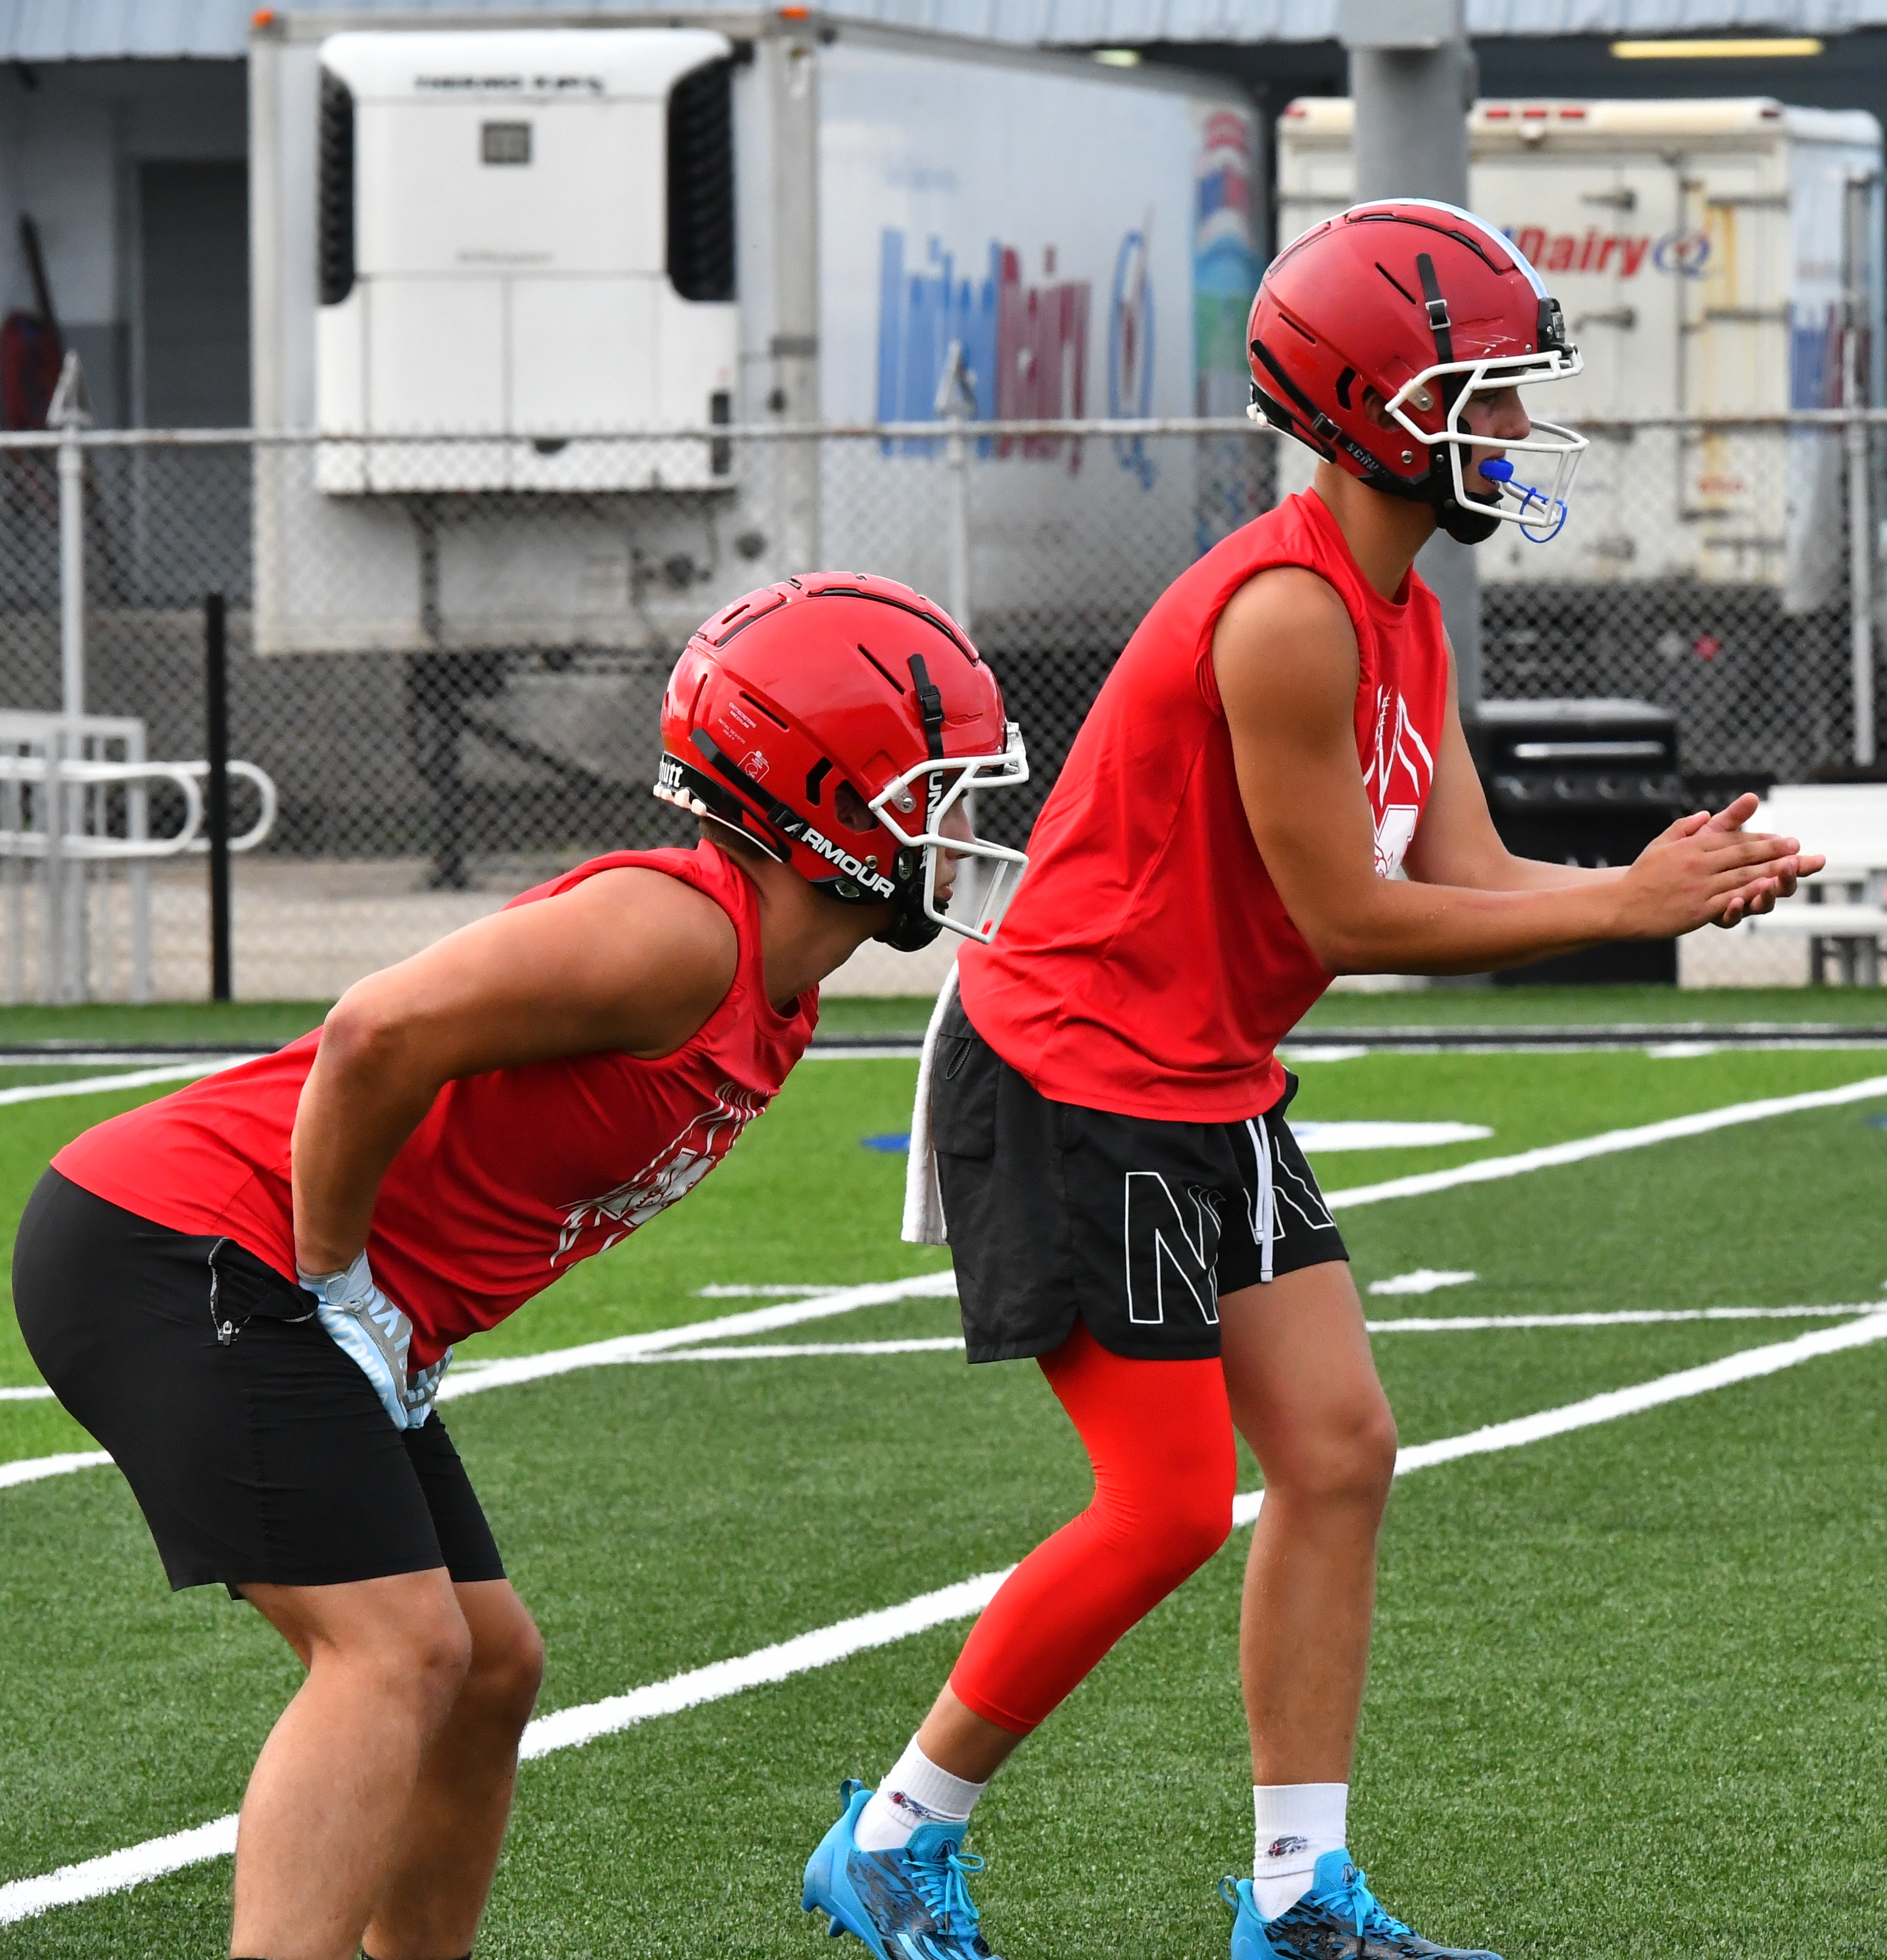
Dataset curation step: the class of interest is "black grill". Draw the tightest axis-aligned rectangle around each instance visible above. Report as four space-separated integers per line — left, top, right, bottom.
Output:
666 59 736 306
317 70 356 308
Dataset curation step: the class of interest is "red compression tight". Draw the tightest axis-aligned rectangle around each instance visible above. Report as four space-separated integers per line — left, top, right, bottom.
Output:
948 1319 1237 1735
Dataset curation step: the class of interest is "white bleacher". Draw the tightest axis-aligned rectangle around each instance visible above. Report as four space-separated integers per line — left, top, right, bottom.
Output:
1744 785 1887 985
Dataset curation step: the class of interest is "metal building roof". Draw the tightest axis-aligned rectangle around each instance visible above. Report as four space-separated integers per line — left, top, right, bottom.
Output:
9 0 1887 62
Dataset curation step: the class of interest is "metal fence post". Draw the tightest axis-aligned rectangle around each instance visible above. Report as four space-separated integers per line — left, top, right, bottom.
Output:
50 354 89 720
41 727 67 1003
47 354 92 1003
1846 407 1875 768
205 593 233 1002
935 340 975 638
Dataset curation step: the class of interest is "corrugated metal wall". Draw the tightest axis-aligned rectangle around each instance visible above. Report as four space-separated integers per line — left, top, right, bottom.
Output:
10 0 1887 63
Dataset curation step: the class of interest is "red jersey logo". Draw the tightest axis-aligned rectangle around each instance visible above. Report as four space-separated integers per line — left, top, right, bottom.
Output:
1365 686 1434 880
554 1083 767 1264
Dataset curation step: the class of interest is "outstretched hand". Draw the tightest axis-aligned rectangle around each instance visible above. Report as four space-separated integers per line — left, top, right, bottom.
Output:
1620 793 1825 936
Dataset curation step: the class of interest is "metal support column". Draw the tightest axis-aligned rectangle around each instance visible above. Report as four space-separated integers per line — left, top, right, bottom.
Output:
1339 0 1481 702
47 353 91 1001
937 341 975 638
767 20 821 573
1845 169 1878 767
205 594 233 1002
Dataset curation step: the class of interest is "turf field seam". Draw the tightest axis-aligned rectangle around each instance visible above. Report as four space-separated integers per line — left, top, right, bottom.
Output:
9 1311 1887 1928
1325 1071 1887 1207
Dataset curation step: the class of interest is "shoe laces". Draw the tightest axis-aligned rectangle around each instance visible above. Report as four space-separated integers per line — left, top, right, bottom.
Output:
1322 1862 1416 1945
910 1839 985 1936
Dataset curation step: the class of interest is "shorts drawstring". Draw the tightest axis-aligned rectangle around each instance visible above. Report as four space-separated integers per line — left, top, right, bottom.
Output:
1246 1117 1275 1284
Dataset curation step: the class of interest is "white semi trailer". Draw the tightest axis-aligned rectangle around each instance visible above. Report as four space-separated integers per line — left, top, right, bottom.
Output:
248 11 1260 660
1275 97 1884 612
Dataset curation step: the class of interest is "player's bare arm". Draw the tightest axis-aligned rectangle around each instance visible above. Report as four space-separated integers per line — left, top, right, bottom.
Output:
292 867 745 1273
1404 642 1819 925
1214 567 1814 975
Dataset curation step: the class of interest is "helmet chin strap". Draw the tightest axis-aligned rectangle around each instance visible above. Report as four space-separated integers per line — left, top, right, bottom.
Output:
1435 486 1501 544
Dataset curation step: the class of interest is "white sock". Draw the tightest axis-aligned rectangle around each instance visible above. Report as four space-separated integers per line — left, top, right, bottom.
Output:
1250 1783 1348 1919
854 1737 987 1852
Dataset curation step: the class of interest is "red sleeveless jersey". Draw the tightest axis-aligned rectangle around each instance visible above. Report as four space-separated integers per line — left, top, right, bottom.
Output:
959 489 1449 1122
54 842 815 1366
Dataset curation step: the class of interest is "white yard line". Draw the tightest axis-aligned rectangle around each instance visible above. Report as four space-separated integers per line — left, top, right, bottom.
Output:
9 1310 1884 1927
9 1298 1883 1481
633 1338 965 1361
1368 1304 1887 1331
0 1450 112 1490
1325 1073 1887 1209
0 1059 251 1109
432 1274 958 1403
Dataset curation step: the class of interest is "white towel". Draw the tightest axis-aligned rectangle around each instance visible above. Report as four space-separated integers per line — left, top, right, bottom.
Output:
901 963 960 1245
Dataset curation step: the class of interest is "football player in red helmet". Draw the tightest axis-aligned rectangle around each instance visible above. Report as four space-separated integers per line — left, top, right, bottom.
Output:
13 575 1024 1960
804 204 1820 1960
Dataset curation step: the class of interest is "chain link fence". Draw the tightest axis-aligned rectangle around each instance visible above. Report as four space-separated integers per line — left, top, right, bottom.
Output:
0 414 1878 1002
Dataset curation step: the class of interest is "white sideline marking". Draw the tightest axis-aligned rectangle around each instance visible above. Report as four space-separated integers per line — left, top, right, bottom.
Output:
0 1450 112 1489
1325 1073 1887 1209
1368 1268 1477 1296
799 1045 923 1061
432 1274 959 1403
0 1386 54 1401
12 1310 1886 1926
0 1060 248 1109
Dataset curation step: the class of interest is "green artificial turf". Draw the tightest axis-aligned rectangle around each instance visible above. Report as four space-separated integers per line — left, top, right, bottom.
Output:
1296 983 1887 1028
5 1045 1887 1956
0 1002 331 1048
4 984 1885 1058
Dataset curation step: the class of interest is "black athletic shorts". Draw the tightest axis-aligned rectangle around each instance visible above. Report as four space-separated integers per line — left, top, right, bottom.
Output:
932 997 1348 1363
12 1169 504 1594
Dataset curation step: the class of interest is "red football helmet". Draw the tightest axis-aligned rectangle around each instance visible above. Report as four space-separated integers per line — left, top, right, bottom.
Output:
1247 199 1586 543
654 573 1029 949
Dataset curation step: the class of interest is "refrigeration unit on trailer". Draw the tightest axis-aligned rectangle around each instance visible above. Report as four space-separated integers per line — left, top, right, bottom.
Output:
1274 96 1883 765
249 11 1260 666
310 28 739 495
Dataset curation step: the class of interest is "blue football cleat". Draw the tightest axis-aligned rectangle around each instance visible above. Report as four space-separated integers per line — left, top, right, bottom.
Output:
1221 1848 1502 1960
803 1778 999 1959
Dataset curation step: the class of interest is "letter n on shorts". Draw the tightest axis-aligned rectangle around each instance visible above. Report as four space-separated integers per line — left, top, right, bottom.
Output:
1122 1174 1222 1327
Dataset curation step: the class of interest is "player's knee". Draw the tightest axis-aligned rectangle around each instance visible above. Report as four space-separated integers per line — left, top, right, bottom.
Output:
382 1600 476 1715
1162 1478 1236 1579
1098 1456 1234 1587
463 1608 545 1733
1267 1394 1399 1511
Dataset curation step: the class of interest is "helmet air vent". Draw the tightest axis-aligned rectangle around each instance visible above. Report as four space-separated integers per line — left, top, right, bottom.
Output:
739 690 789 730
1376 262 1419 307
855 643 907 693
